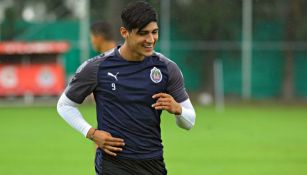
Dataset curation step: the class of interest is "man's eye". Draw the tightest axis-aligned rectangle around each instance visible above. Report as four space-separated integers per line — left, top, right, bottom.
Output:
152 30 158 34
139 32 147 36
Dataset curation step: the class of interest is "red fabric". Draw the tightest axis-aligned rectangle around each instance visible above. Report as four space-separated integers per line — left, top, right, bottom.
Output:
0 41 69 55
0 64 65 96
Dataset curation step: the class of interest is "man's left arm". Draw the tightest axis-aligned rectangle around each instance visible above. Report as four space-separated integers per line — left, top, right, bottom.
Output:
175 98 196 130
152 93 196 130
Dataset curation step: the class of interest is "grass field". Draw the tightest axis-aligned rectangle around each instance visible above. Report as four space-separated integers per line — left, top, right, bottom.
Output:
1 103 307 175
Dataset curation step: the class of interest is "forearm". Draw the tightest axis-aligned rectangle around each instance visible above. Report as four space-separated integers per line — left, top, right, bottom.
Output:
57 93 92 137
175 98 196 130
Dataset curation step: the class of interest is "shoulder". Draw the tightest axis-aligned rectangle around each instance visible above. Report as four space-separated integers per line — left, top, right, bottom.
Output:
153 51 181 71
90 48 116 64
153 51 174 64
77 49 116 73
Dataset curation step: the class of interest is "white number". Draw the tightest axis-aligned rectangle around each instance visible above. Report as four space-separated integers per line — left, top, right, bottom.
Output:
111 83 116 90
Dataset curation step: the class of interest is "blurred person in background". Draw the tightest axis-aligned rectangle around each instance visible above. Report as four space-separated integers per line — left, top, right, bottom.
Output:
90 20 117 53
57 1 196 174
87 21 118 103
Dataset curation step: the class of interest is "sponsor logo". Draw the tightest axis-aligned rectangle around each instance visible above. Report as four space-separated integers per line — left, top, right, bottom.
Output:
107 72 119 81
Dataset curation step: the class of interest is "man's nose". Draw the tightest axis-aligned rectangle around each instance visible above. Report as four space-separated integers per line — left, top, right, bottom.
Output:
146 34 155 43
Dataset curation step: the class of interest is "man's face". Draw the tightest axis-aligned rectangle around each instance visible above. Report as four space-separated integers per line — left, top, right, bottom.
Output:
125 22 159 58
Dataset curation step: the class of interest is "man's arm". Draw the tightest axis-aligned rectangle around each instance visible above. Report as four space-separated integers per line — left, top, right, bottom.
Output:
175 98 196 130
57 93 92 136
57 93 125 156
152 93 196 130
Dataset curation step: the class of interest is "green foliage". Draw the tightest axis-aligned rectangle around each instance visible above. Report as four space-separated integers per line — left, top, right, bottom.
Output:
171 0 242 40
1 104 307 175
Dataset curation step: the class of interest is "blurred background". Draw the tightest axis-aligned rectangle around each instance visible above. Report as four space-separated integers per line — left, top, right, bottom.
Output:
1 0 307 175
1 0 307 103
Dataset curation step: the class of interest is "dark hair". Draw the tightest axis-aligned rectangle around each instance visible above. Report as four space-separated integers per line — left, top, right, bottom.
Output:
121 1 158 32
90 21 115 41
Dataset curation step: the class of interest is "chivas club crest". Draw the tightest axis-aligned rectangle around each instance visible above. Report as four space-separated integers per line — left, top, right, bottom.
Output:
150 67 162 83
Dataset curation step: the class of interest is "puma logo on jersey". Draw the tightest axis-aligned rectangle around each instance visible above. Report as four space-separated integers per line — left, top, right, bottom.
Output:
107 72 119 81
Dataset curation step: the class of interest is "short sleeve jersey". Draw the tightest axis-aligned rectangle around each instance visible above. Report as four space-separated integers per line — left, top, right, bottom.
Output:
65 46 188 159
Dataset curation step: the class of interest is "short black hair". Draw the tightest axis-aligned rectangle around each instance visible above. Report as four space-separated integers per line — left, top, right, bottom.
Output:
121 1 158 32
90 21 115 41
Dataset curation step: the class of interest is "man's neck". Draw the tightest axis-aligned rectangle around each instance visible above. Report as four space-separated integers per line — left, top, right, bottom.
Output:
119 43 145 61
100 41 116 53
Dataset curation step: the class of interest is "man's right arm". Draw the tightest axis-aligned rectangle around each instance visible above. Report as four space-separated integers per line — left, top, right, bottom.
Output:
57 93 125 156
57 93 92 137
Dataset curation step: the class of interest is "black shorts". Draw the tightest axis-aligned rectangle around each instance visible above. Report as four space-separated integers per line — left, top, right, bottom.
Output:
95 149 167 175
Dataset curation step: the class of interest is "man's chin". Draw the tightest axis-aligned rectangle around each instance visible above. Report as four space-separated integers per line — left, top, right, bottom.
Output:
143 51 154 57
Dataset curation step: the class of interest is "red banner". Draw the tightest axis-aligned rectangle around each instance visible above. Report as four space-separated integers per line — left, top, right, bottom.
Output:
0 41 69 55
0 64 65 96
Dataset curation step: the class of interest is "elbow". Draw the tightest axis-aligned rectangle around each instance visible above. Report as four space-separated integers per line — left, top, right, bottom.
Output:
56 98 63 117
183 125 193 131
184 112 196 130
188 122 195 130
183 119 195 130
177 104 196 130
56 93 66 118
178 122 194 130
176 115 196 131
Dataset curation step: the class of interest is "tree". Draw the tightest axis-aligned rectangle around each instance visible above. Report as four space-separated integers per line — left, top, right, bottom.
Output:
1 0 74 40
171 0 241 95
282 0 305 101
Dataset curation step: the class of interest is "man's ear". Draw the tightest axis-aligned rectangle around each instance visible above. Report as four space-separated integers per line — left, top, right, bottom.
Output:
120 27 128 38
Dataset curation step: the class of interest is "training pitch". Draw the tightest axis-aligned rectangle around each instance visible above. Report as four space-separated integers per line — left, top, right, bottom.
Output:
0 103 307 175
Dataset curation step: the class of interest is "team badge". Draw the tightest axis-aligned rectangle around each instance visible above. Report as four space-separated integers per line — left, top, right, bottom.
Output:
150 67 162 83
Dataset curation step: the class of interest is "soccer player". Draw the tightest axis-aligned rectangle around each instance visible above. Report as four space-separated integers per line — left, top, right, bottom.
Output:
57 1 196 174
90 21 117 53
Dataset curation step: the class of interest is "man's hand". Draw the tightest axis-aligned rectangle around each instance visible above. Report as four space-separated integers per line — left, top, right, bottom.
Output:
152 93 182 115
87 128 125 156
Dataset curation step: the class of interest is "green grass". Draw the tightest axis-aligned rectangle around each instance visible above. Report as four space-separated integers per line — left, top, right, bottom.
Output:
1 104 307 175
